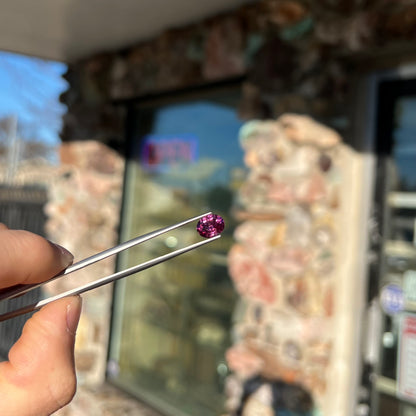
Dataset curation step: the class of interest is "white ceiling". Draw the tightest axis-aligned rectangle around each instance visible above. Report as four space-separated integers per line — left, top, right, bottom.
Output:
0 0 253 63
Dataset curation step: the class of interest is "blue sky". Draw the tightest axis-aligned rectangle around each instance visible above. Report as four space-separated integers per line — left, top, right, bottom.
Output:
0 51 67 146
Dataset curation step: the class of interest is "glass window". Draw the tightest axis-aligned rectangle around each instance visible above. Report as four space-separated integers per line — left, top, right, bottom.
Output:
393 97 416 193
108 86 245 415
379 95 416 381
371 80 416 415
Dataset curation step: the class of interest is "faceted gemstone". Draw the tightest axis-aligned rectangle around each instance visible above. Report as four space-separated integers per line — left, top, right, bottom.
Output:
197 214 225 238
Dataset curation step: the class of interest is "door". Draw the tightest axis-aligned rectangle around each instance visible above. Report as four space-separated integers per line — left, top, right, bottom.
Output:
108 84 246 416
371 78 416 415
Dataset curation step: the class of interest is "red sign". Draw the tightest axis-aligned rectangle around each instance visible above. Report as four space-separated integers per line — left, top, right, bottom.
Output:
398 313 416 401
141 134 198 172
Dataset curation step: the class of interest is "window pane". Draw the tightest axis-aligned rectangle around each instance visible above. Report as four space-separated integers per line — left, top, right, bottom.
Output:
393 97 416 193
378 95 416 397
109 89 245 415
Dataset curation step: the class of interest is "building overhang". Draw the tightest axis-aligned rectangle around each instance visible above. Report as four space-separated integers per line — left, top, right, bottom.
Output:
0 0 253 63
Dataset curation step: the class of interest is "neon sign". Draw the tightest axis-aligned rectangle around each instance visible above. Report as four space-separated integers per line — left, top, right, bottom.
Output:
140 134 198 172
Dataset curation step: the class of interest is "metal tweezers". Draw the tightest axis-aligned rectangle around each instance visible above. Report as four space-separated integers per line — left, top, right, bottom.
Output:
0 212 220 322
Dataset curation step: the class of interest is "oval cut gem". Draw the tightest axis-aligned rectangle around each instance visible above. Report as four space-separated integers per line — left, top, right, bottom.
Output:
197 214 225 238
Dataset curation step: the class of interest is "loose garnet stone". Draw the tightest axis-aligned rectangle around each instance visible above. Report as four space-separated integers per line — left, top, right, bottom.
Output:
197 214 225 238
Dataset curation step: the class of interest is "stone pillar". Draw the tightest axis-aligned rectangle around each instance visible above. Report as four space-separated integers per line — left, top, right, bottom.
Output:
44 140 124 386
224 115 369 415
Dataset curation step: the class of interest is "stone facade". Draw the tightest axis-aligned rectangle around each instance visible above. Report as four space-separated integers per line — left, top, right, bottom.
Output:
43 141 124 386
61 0 416 151
224 115 359 415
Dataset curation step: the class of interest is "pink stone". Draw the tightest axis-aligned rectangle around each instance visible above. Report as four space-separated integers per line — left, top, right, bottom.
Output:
225 344 264 379
196 214 225 238
228 245 276 304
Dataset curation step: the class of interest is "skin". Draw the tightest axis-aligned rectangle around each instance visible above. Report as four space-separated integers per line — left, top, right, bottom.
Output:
0 223 82 416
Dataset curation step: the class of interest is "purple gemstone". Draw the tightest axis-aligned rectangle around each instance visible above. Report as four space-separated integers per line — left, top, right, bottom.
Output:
196 214 225 238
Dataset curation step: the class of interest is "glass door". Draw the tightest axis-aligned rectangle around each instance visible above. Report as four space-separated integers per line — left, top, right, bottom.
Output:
108 85 246 416
371 79 416 416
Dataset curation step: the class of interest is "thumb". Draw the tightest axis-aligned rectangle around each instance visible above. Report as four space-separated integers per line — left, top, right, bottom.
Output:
0 296 82 416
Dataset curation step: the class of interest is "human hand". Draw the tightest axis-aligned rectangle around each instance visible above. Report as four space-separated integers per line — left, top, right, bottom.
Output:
0 224 82 416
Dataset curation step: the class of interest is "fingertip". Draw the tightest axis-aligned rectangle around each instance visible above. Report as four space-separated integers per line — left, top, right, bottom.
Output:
5 297 82 412
48 241 75 270
0 230 74 288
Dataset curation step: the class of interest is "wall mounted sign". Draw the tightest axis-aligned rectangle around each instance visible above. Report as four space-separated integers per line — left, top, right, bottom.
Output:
398 313 416 402
380 283 404 316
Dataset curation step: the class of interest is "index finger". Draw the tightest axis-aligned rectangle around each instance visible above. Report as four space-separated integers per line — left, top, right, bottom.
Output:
0 224 73 289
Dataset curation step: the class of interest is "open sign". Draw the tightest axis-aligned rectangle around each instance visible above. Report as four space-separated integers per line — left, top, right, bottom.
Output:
141 134 198 172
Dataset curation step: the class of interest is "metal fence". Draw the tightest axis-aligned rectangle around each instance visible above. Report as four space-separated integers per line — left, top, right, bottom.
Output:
0 185 46 360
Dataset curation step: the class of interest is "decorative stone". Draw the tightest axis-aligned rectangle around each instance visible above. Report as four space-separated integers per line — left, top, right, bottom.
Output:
295 173 327 203
234 220 276 248
286 278 309 313
228 245 276 304
267 247 309 277
196 213 225 238
203 16 245 79
225 344 265 379
266 0 308 27
283 340 303 362
278 114 341 148
285 206 312 247
311 248 335 276
318 153 332 172
312 225 334 247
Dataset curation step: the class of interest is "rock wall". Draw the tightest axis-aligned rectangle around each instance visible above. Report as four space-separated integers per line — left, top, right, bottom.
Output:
61 0 416 150
0 145 165 415
224 115 367 415
43 141 124 386
0 142 124 387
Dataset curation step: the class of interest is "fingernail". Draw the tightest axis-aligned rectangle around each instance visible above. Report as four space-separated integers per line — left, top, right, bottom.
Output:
66 296 82 336
50 241 74 268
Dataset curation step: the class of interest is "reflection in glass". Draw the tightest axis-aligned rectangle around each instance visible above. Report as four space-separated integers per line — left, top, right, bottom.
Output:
379 96 416 384
393 98 416 192
109 91 245 415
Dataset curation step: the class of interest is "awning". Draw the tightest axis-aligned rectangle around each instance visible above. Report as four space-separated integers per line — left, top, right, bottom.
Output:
0 0 252 63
